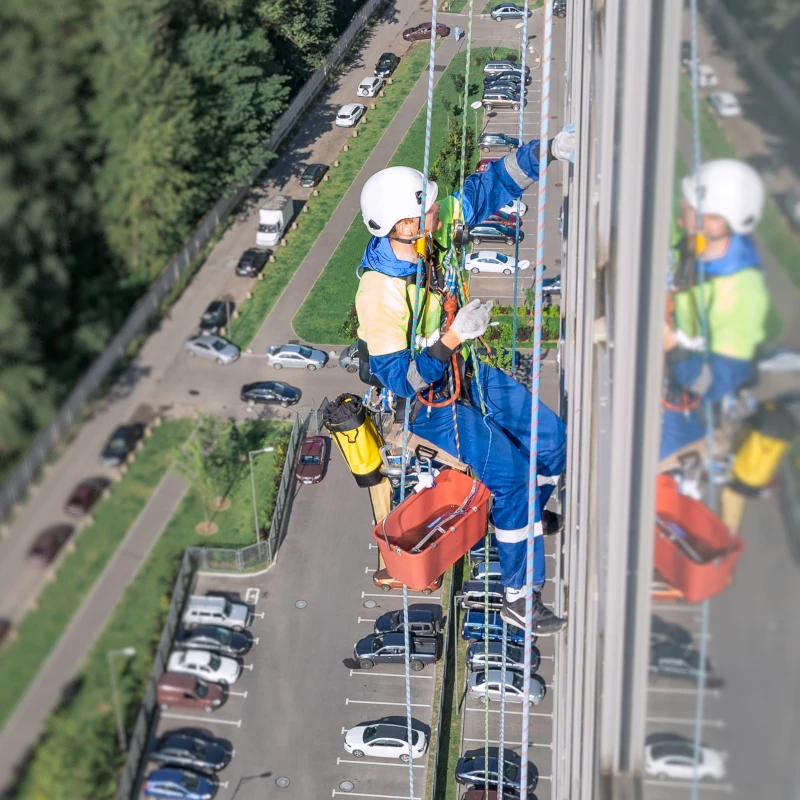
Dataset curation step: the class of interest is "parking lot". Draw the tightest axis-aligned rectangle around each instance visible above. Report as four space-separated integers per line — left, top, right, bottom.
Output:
141 437 442 800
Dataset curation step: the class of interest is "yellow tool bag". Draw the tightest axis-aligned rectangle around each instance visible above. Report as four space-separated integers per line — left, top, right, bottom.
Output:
322 393 384 487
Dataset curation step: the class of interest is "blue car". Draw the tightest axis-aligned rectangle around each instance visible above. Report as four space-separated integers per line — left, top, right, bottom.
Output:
461 610 526 645
144 768 215 799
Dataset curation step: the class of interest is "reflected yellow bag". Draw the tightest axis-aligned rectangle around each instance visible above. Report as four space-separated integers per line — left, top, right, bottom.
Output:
732 402 797 492
323 394 384 488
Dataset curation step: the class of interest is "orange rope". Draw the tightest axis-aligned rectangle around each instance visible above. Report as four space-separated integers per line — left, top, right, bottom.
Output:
416 293 460 409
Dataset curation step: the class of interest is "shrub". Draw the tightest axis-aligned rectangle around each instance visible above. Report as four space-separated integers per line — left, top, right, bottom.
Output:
341 304 359 339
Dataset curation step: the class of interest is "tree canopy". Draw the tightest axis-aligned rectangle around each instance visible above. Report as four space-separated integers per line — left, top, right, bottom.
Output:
0 0 360 477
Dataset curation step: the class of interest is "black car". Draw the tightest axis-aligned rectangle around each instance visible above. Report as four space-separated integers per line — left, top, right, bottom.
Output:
479 132 519 153
469 222 523 246
469 533 498 563
100 424 145 467
150 731 232 772
339 342 360 373
456 580 504 612
199 301 235 334
235 248 269 277
240 381 301 407
374 52 400 78
553 0 566 17
455 754 537 795
176 625 252 656
681 40 692 68
650 614 693 648
649 642 724 688
299 163 328 188
484 70 531 88
374 607 441 637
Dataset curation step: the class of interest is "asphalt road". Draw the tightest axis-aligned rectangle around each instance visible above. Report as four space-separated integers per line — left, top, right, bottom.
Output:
144 443 439 800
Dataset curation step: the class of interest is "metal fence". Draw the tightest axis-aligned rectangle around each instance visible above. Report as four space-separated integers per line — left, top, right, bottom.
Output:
188 414 305 572
0 0 385 525
116 549 198 800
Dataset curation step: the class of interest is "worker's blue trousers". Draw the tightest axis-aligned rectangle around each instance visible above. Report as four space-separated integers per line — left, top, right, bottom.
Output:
410 361 567 590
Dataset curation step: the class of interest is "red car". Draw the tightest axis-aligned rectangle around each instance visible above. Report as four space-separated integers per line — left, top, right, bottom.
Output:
64 477 110 517
402 23 450 41
27 524 75 565
481 212 521 228
296 436 327 484
475 158 499 174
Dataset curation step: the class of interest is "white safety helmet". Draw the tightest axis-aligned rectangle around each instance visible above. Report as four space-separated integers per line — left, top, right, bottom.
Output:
681 159 764 235
360 166 438 237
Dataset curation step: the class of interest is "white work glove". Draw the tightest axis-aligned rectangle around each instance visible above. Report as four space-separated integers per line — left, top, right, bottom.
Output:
551 123 575 163
674 328 706 352
415 329 441 349
450 298 493 342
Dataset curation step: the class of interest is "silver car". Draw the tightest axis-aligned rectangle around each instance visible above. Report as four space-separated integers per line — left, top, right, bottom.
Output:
184 334 240 364
468 669 545 705
266 343 329 370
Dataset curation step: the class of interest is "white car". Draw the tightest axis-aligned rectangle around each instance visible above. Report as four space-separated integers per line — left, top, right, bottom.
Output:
498 199 528 217
644 736 726 781
184 334 240 364
465 251 531 275
468 669 545 705
335 103 367 127
696 63 718 88
167 649 241 685
708 91 741 118
344 724 428 762
357 76 385 98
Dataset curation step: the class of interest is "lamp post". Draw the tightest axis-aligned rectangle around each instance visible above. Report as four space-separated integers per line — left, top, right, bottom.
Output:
515 21 540 66
107 647 136 754
470 100 483 147
249 446 275 541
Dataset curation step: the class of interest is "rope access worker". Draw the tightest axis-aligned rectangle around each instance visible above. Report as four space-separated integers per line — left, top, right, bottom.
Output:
661 159 770 465
356 131 574 634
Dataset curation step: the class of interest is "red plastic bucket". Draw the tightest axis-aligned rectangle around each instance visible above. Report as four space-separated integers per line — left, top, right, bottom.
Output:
653 474 744 603
373 470 491 590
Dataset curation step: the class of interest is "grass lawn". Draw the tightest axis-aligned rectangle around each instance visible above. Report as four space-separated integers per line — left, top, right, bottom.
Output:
0 420 193 730
227 44 432 350
13 419 291 800
293 46 518 344
678 75 800 293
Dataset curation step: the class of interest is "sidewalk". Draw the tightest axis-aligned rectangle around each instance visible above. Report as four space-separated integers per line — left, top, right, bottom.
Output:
0 471 188 790
249 36 459 352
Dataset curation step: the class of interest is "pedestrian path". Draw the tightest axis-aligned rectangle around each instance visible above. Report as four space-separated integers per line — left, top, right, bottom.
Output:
250 38 459 353
0 471 188 788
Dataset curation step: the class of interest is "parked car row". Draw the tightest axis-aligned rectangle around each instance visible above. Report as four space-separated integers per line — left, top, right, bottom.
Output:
145 594 253 797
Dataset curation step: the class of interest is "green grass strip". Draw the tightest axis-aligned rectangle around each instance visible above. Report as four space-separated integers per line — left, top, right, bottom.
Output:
293 46 517 344
0 420 194 729
227 44 432 350
678 75 800 293
13 420 290 799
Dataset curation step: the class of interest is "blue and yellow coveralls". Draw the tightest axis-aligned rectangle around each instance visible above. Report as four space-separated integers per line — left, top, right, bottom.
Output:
355 141 567 591
661 234 770 460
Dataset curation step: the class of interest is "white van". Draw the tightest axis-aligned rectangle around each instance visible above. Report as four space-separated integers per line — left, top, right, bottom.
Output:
182 595 250 631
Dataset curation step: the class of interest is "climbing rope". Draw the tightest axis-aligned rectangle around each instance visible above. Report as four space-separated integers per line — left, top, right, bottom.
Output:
519 0 553 794
687 2 713 799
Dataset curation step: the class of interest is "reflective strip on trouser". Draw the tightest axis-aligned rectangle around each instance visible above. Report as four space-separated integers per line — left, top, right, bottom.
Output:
409 361 566 589
495 522 545 591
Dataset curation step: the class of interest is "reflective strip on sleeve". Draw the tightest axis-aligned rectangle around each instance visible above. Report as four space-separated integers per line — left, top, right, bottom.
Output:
503 150 536 190
406 360 430 392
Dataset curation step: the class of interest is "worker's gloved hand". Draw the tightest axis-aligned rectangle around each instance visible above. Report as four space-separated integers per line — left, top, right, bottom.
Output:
450 298 493 342
551 123 576 163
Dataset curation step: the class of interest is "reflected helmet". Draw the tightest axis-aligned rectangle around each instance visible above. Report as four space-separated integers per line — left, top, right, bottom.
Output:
681 159 764 235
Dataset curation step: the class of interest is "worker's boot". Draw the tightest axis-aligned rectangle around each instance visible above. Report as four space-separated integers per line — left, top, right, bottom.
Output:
542 509 564 536
501 589 567 635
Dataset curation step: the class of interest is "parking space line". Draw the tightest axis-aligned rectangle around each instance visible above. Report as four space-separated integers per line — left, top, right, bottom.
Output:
217 781 229 789
331 792 421 799
646 716 725 729
337 757 425 769
651 603 698 612
253 636 260 645
366 567 376 573
227 689 248 698
358 616 377 624
465 707 553 718
251 611 265 619
245 587 260 605
643 781 734 793
346 698 429 709
350 669 433 680
369 542 378 549
160 712 242 727
464 737 552 748
361 592 442 601
648 686 722 698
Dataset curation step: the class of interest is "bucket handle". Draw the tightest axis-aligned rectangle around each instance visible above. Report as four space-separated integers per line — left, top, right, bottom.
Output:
381 479 480 556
